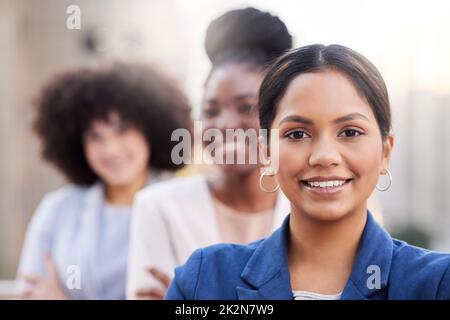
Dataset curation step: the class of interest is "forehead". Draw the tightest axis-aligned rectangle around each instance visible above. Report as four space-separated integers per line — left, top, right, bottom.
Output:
87 111 123 129
204 64 262 99
275 69 375 124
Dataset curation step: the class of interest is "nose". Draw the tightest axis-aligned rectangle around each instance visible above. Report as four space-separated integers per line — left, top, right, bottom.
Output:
102 137 123 158
214 109 244 132
308 136 342 168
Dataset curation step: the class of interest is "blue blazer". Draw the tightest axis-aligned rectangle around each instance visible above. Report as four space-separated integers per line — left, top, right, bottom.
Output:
166 212 450 300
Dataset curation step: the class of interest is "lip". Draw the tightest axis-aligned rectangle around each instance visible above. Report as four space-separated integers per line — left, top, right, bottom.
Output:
105 158 129 170
300 176 353 196
302 176 352 182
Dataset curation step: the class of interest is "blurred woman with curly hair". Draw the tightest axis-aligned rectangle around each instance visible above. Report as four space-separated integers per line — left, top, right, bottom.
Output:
17 62 192 299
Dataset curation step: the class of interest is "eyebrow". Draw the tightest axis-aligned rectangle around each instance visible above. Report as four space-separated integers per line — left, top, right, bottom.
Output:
279 112 370 126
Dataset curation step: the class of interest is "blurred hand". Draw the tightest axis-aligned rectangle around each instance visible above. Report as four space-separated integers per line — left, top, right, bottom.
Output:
20 255 68 300
135 267 172 300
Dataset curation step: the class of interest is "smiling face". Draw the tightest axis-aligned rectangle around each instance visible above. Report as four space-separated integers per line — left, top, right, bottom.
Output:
202 63 263 174
271 69 393 222
84 112 150 188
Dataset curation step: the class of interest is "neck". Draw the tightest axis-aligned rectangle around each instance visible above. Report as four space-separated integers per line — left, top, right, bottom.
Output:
287 205 367 292
207 167 278 213
104 171 149 206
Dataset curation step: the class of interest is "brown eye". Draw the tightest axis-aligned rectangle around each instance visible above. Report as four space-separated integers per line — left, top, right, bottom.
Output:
339 129 363 137
238 104 254 115
203 107 220 118
285 130 311 140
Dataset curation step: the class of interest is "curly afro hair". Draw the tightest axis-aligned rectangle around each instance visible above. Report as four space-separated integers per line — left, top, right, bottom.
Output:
33 62 192 186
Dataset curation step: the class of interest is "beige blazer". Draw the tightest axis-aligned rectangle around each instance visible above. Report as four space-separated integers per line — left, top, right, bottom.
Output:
126 175 290 299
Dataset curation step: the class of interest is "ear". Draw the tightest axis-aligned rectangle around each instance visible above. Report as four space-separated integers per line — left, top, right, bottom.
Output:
381 134 394 173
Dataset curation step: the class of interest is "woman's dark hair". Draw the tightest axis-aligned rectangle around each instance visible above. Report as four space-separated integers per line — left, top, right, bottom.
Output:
33 62 192 186
205 7 292 72
259 44 391 141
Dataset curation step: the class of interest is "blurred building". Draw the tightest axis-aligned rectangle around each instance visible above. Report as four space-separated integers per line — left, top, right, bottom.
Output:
379 92 450 251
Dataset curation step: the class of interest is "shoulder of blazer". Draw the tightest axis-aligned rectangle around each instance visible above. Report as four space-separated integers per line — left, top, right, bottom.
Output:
136 175 208 202
170 240 263 299
169 248 204 299
390 238 450 299
133 175 216 228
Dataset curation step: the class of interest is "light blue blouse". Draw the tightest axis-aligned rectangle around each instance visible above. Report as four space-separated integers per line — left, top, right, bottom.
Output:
17 183 132 299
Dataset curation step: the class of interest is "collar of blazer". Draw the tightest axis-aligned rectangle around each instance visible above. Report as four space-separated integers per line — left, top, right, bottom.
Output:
236 210 393 300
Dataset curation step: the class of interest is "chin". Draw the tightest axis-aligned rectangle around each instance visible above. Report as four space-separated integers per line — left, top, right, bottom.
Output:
102 173 135 187
296 203 352 223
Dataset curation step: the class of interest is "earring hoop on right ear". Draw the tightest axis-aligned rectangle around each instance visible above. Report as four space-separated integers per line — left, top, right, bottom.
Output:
376 168 392 192
259 168 279 193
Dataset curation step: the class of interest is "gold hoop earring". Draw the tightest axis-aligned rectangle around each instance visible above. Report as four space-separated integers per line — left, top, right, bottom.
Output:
376 168 392 192
259 168 279 193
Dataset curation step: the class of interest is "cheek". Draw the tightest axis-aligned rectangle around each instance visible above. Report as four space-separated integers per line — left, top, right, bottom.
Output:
124 132 150 162
346 139 383 179
341 143 384 207
84 141 101 166
202 117 215 131
276 142 309 185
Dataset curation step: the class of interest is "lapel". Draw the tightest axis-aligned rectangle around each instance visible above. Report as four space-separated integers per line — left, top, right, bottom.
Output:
341 211 393 299
237 216 293 300
236 211 393 300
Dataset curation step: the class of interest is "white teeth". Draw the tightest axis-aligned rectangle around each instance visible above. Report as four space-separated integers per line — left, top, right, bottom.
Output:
306 180 346 188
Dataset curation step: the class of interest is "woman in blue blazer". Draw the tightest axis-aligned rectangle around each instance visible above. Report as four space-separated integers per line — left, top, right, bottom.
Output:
166 44 450 300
